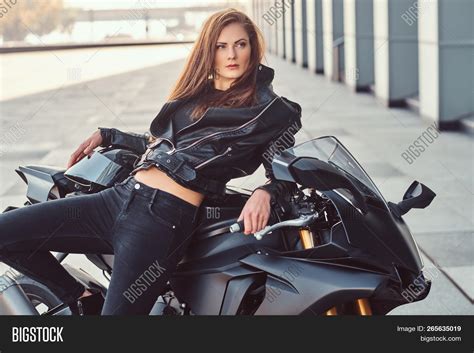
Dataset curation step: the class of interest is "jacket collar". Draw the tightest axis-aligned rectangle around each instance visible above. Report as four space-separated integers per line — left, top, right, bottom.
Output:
256 63 274 87
150 63 277 137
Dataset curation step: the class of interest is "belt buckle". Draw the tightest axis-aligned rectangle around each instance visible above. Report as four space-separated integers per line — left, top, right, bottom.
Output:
142 148 152 162
143 138 164 162
147 138 175 155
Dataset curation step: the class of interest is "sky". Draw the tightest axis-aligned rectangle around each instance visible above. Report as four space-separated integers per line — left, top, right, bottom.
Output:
64 0 246 10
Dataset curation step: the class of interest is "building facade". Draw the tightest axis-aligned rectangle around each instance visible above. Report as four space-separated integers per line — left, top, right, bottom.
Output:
253 0 474 131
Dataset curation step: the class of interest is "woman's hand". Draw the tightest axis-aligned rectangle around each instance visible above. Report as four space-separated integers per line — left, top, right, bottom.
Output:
66 130 103 169
237 189 271 235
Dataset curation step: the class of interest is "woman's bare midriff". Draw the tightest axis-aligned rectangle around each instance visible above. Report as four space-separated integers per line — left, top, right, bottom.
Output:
133 166 204 207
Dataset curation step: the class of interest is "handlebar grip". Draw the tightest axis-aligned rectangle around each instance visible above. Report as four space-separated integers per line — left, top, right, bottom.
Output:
229 221 244 233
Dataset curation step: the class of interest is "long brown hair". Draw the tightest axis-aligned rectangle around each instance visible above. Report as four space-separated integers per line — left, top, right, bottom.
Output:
168 8 265 120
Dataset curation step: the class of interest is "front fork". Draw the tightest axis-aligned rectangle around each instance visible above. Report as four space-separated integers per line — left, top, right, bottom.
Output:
298 228 373 316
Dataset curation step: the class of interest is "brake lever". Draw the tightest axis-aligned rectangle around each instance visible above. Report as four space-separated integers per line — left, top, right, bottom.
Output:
229 213 318 240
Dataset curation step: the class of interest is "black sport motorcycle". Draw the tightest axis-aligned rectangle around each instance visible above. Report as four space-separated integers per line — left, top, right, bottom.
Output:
0 136 436 315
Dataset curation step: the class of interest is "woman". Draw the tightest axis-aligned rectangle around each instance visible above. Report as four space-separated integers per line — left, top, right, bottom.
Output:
0 8 301 315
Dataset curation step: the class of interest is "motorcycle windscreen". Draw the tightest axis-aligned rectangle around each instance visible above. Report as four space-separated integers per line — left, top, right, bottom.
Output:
64 151 123 187
272 136 388 206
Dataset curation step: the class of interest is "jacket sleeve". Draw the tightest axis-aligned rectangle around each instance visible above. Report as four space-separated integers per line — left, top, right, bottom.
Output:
254 97 302 203
98 127 151 155
254 133 298 203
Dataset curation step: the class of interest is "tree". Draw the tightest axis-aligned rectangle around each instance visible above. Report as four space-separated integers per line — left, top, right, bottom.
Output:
0 0 76 42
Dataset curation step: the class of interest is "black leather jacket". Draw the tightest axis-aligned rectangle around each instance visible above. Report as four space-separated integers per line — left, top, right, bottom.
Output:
98 64 302 201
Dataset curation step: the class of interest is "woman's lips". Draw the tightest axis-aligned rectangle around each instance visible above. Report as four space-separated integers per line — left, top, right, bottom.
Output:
226 65 239 70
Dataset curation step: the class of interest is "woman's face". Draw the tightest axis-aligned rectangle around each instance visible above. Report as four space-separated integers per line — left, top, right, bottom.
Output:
213 22 251 90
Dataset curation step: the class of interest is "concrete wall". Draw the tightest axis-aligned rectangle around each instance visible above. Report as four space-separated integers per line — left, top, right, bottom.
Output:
344 0 374 90
284 0 293 61
294 0 304 66
374 0 419 105
322 0 345 80
253 0 473 127
419 0 474 125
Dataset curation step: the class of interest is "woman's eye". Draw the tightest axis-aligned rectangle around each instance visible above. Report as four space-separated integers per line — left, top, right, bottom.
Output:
217 45 225 49
237 42 246 48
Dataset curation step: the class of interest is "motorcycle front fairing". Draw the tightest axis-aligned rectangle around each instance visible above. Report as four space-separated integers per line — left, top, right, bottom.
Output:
261 137 431 313
271 137 424 276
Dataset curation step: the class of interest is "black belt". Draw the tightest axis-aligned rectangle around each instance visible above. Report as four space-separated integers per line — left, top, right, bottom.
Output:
140 149 196 182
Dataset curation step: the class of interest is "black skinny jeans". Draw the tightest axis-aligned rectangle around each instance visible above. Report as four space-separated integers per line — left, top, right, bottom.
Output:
0 176 199 315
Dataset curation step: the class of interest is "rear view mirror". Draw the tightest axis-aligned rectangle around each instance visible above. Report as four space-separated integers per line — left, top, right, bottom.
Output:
390 181 436 217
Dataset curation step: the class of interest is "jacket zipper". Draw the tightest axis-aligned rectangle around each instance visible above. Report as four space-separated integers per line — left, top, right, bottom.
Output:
150 96 280 169
194 146 232 170
171 97 279 155
175 107 211 136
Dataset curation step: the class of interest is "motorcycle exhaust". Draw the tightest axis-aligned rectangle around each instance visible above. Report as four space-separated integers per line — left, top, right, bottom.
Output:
0 275 38 315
